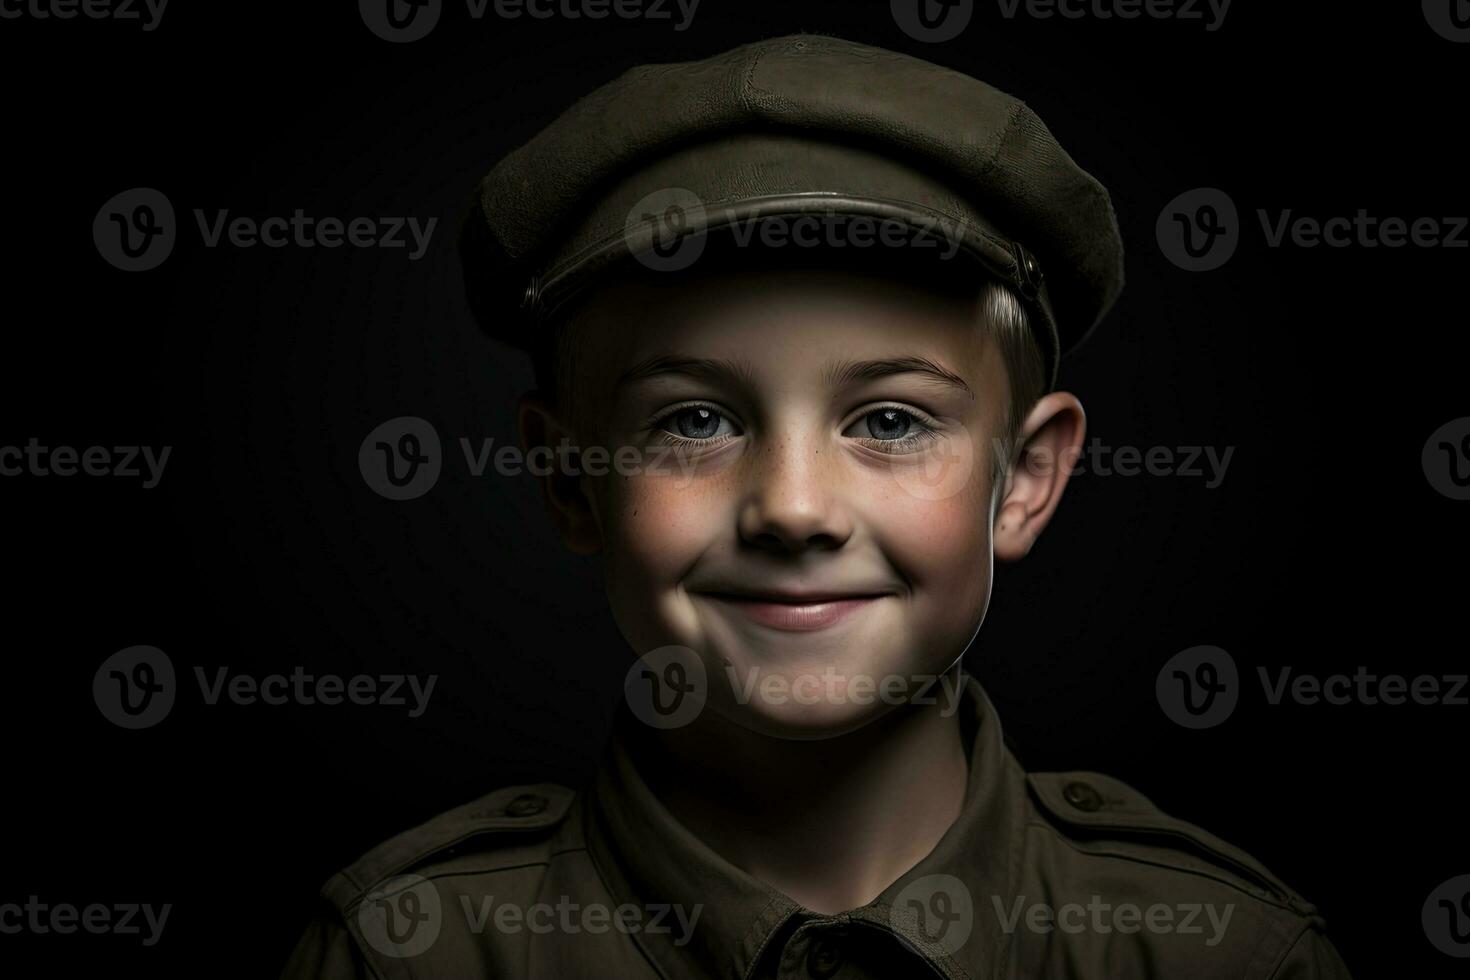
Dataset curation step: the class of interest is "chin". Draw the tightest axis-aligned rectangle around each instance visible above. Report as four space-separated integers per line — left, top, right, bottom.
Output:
699 645 941 741
710 696 898 741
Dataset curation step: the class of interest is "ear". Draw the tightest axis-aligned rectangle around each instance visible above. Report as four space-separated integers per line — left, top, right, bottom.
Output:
993 391 1086 563
517 391 603 556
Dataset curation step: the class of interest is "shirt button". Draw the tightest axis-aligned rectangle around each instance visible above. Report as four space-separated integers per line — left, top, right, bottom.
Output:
1062 781 1103 812
805 936 844 978
504 793 548 817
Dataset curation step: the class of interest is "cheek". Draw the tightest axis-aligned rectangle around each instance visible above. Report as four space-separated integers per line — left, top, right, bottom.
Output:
593 473 730 644
869 474 993 603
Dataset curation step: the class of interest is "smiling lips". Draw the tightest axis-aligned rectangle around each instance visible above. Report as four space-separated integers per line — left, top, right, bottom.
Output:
698 591 890 631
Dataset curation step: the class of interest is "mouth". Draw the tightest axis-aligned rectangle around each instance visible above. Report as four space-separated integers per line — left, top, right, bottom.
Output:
694 590 893 632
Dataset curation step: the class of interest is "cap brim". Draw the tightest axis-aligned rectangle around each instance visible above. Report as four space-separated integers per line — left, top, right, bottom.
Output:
519 133 1060 389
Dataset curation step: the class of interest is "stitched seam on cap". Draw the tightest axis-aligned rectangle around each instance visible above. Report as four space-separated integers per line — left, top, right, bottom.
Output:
738 45 767 117
981 99 1030 182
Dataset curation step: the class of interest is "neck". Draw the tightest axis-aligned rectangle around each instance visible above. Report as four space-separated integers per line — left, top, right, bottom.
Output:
633 668 971 915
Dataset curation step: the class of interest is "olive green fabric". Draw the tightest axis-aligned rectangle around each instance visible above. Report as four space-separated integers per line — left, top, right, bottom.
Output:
459 33 1126 391
280 678 1351 979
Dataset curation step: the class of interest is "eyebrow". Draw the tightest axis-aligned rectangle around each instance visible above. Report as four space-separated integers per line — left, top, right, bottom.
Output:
613 354 761 393
614 353 975 399
824 356 975 399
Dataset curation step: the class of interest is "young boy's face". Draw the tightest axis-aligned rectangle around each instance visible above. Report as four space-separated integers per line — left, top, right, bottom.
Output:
523 260 1081 739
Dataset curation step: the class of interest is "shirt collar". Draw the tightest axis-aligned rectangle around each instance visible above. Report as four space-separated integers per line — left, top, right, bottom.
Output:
585 674 1027 980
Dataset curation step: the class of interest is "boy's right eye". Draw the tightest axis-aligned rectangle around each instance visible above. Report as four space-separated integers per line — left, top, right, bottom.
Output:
655 404 739 441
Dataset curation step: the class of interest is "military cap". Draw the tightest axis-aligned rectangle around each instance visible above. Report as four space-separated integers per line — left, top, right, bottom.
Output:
459 33 1125 390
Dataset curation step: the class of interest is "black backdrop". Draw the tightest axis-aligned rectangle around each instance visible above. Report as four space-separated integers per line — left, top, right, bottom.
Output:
2 2 1465 977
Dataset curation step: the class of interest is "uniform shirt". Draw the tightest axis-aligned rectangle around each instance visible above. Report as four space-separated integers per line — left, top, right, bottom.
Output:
280 678 1353 979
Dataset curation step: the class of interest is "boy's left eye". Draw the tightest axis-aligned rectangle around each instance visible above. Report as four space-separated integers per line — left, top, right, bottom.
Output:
841 407 938 451
860 408 914 440
656 405 738 441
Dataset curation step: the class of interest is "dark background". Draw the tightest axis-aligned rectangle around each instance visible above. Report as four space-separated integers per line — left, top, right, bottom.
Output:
2 2 1464 976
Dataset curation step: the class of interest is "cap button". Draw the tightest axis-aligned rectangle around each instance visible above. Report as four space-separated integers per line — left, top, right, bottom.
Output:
1024 250 1042 284
1062 781 1104 812
504 793 548 817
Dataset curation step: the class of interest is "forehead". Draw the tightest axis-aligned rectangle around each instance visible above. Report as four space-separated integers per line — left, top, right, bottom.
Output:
565 262 1007 400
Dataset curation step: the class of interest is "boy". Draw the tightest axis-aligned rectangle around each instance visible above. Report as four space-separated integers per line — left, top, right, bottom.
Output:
282 34 1352 978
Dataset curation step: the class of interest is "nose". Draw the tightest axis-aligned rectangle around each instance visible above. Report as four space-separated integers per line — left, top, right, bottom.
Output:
736 436 855 554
